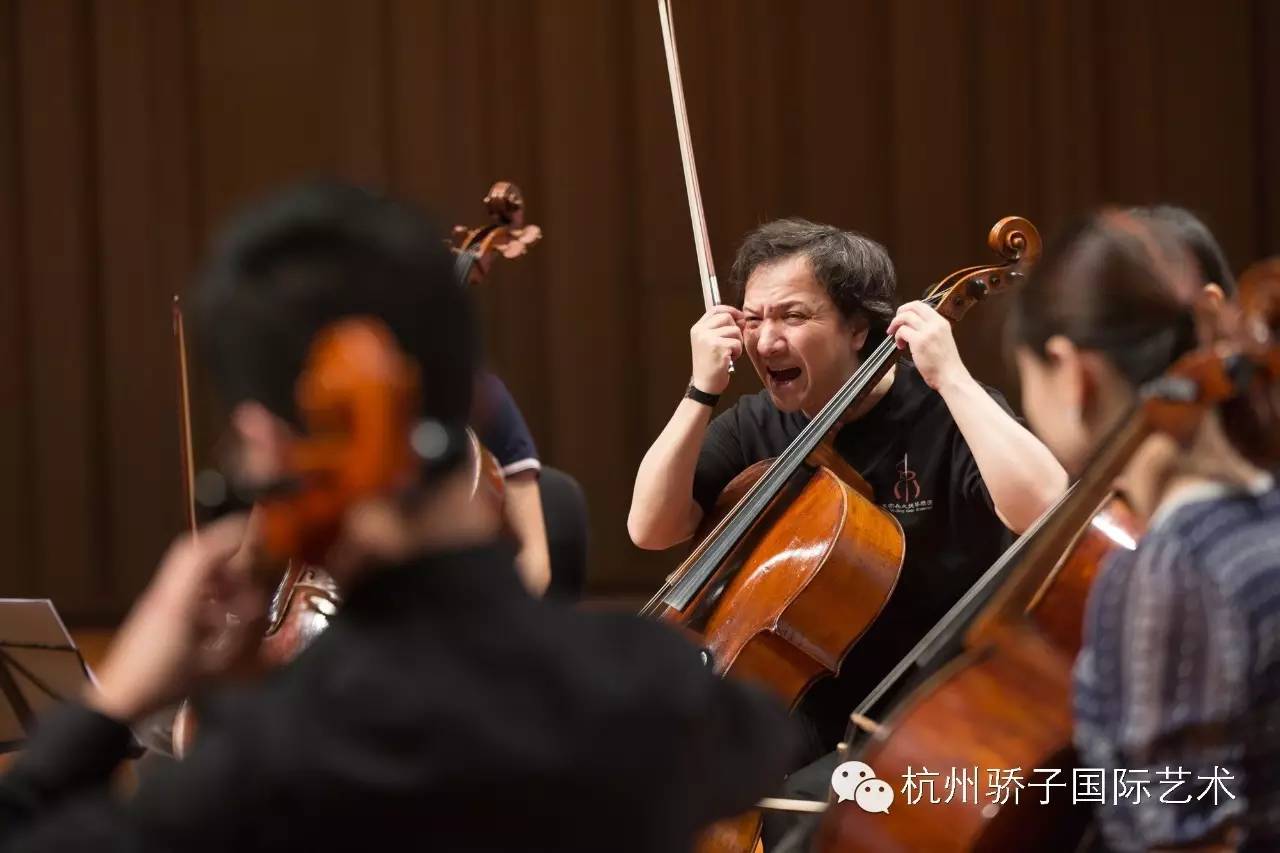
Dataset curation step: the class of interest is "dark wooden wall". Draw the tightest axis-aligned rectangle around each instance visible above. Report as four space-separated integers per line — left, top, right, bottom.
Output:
2 0 1277 621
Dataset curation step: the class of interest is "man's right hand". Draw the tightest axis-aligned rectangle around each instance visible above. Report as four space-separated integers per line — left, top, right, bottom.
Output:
690 305 745 395
85 515 268 724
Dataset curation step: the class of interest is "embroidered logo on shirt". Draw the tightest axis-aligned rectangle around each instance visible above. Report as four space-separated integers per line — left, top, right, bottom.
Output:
885 453 933 514
894 453 921 501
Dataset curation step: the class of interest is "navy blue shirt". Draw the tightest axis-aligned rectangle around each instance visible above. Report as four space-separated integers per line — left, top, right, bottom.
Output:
1074 480 1280 851
473 372 539 477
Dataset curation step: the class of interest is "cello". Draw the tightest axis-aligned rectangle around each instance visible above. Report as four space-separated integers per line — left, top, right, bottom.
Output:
813 258 1280 852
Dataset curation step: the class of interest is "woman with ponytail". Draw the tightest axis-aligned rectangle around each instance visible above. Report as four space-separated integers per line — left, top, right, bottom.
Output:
1010 212 1280 852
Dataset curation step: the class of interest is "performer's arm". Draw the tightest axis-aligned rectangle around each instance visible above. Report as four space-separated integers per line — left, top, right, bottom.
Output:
503 471 551 596
889 301 1067 533
628 306 744 550
628 397 715 549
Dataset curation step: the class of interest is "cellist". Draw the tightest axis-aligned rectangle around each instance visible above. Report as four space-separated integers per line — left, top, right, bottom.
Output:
0 182 800 853
1010 212 1280 851
629 218 1066 756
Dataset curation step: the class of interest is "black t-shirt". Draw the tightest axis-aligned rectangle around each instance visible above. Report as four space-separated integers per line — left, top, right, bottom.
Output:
693 361 1015 747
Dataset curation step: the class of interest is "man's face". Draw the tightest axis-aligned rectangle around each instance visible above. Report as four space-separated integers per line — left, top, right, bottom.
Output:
742 254 867 416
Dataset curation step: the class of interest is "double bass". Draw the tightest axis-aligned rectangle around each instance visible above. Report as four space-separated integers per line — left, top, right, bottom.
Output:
814 258 1280 852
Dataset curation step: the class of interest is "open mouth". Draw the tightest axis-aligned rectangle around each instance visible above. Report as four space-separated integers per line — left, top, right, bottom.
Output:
766 366 802 387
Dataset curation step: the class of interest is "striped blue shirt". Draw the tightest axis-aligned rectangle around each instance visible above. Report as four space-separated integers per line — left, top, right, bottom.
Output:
1074 480 1280 851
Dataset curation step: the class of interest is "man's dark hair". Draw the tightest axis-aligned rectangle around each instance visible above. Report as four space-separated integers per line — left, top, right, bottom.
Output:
1129 204 1236 297
728 218 897 354
193 181 476 430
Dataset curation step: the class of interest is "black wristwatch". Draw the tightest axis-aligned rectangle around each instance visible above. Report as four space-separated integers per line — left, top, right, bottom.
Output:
685 382 721 408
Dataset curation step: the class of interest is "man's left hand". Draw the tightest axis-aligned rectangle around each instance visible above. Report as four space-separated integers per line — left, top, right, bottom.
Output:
887 301 969 391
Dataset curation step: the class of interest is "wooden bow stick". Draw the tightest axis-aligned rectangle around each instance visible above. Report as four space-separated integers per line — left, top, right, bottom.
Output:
173 295 198 539
657 0 723 315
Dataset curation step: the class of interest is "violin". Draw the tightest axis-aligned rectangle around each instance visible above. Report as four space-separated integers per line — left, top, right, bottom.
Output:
165 184 533 753
813 258 1280 852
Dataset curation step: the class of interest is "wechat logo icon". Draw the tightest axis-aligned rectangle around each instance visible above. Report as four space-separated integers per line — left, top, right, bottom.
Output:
831 760 894 814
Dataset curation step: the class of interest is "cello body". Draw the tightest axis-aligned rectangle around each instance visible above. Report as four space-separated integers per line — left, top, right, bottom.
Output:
659 458 904 704
666 458 903 853
814 499 1143 852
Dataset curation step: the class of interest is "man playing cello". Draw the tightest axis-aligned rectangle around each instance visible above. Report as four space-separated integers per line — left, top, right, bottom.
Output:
628 219 1066 835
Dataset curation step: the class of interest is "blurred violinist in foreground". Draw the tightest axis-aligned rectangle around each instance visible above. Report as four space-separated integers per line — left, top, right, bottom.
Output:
1011 212 1280 851
0 182 799 853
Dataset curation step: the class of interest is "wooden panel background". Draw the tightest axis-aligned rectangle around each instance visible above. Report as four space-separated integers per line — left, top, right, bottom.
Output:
1 0 1276 621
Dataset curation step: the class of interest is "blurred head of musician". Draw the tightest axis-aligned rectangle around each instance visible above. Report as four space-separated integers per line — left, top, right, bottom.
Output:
1009 211 1257 500
194 181 496 582
727 218 896 416
1130 203 1236 300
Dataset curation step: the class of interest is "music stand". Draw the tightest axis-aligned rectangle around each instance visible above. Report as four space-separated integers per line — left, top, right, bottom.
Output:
0 598 97 754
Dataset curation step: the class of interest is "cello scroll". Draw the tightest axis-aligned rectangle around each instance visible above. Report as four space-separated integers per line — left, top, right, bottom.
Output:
923 216 1042 324
449 181 543 287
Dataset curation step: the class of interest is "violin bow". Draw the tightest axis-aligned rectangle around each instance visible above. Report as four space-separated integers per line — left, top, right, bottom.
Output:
657 0 723 314
172 295 199 540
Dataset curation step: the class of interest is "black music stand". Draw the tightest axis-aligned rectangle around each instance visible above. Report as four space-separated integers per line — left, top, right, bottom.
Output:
0 598 97 754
